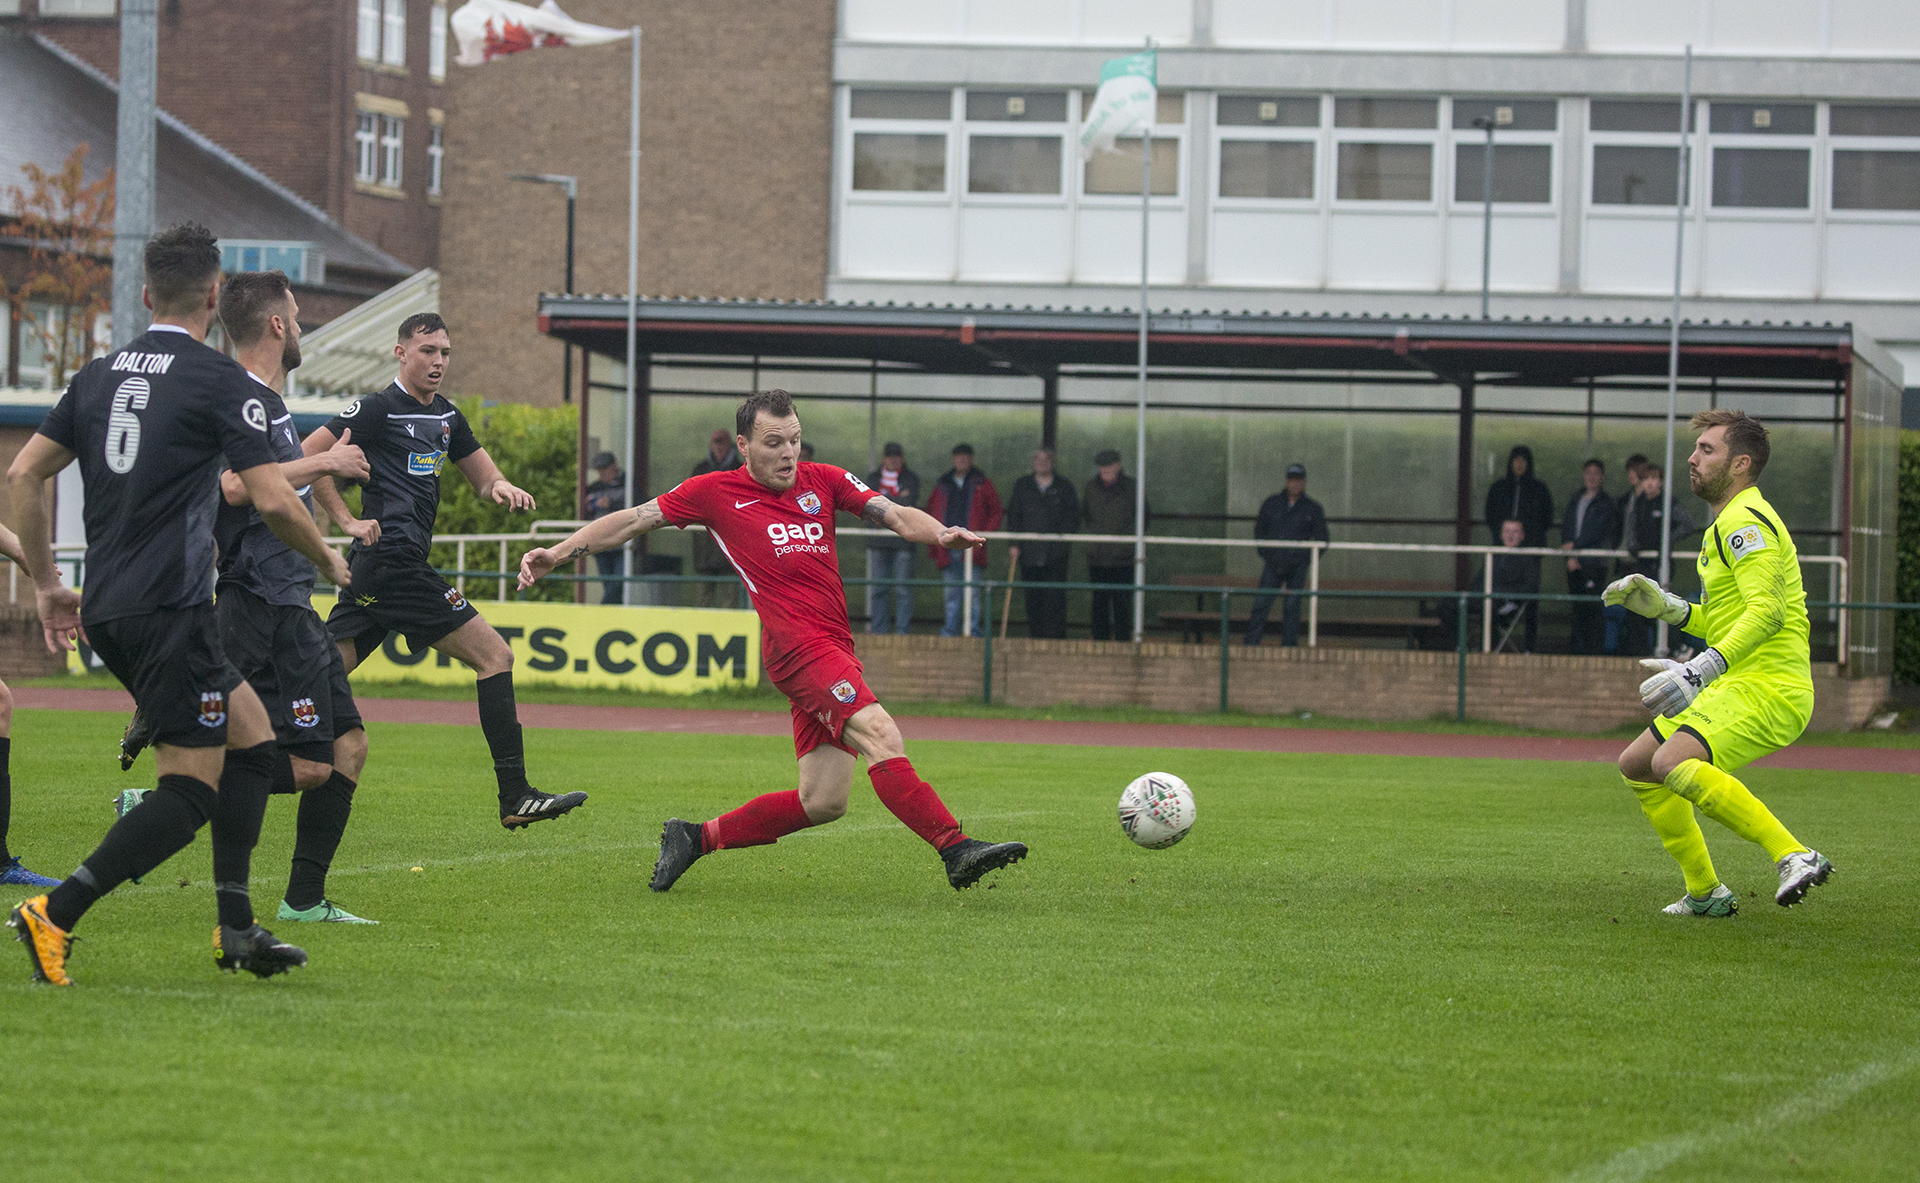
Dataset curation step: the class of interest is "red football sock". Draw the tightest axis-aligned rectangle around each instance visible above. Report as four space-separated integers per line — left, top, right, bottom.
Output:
868 757 964 851
702 790 814 852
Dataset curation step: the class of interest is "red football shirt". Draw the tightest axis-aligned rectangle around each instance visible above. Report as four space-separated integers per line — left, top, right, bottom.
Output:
657 461 881 682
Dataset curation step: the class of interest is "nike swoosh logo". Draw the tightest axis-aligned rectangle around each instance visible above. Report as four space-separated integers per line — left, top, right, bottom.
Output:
734 500 758 509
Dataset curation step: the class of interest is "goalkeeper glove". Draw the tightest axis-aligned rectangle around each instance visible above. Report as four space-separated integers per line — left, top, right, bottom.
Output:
1638 649 1728 717
1603 573 1692 626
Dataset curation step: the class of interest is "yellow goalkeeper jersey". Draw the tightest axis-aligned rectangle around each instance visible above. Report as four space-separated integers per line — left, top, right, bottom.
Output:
1683 485 1811 687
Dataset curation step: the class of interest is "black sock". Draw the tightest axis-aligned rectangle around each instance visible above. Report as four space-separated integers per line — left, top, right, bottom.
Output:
0 735 11 862
46 774 215 931
285 771 356 911
269 748 300 795
210 743 276 930
476 671 530 798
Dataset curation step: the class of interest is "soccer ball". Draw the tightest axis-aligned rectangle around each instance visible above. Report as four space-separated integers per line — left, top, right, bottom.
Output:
1118 772 1195 849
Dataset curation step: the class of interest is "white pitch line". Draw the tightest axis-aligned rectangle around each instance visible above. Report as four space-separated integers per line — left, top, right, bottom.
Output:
1564 1048 1920 1182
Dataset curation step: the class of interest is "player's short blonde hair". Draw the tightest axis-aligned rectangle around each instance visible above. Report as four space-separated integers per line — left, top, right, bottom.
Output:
1689 408 1770 478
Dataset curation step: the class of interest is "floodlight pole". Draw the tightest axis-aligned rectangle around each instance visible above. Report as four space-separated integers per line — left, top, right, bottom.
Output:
507 172 578 404
1132 37 1153 644
1656 47 1692 656
623 27 641 605
1471 115 1496 320
110 0 157 348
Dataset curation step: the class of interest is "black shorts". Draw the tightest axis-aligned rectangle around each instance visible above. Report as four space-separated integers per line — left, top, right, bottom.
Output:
88 603 244 750
326 548 479 663
219 586 362 763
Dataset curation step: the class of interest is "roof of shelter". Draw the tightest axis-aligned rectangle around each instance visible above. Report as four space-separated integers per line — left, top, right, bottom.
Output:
0 32 409 282
538 295 1856 388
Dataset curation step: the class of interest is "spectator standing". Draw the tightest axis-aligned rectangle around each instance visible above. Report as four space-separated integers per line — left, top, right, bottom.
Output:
864 442 921 634
1245 463 1329 648
1005 447 1079 639
1082 449 1140 642
687 428 742 607
1560 458 1618 654
1617 463 1699 655
1484 445 1554 547
924 444 1002 637
1605 454 1651 653
582 450 626 604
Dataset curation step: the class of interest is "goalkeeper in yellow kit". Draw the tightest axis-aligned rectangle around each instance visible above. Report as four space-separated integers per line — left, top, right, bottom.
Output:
1606 409 1832 918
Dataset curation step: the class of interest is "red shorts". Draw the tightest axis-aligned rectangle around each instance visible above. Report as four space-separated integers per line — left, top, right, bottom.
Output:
774 647 879 759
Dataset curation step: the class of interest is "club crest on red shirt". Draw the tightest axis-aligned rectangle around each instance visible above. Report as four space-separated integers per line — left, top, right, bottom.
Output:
797 491 823 515
830 679 857 705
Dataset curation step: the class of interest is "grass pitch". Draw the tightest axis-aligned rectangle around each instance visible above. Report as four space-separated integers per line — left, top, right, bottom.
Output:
2 707 1916 1181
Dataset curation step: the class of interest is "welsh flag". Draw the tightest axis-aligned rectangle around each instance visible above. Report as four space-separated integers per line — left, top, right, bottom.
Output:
451 0 627 66
1078 49 1157 160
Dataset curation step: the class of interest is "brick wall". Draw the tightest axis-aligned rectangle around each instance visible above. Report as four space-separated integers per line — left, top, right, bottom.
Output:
437 0 835 405
32 0 442 270
0 603 66 680
851 635 1888 734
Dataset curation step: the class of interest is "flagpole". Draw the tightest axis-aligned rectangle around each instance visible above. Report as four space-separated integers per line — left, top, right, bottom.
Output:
1131 37 1153 644
1656 46 1690 655
622 25 641 605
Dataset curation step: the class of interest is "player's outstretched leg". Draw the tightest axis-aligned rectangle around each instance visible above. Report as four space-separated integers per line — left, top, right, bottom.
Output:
1664 757 1832 908
866 757 1026 891
650 792 818 892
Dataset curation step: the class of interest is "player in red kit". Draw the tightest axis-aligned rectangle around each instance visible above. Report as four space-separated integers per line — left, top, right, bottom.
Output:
517 390 1028 892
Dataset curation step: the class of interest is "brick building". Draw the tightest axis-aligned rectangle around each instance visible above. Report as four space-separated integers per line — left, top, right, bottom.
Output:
436 0 835 406
8 0 445 270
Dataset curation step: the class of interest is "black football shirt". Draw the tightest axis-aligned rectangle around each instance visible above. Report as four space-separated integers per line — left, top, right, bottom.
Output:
39 326 277 625
215 374 319 607
325 381 480 563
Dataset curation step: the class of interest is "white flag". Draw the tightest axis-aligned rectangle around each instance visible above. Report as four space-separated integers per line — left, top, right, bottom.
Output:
1078 50 1157 160
451 0 628 66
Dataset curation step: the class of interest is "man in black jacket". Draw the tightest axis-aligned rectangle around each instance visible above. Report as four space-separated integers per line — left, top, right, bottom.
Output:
1082 450 1140 641
864 442 921 634
1246 464 1328 647
1483 445 1554 652
1005 447 1079 639
1561 458 1619 654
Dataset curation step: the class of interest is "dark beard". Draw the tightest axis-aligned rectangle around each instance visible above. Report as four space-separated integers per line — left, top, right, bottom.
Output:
282 336 302 372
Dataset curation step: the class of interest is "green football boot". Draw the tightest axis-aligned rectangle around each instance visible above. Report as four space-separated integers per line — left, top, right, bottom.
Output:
1661 883 1739 918
277 899 378 925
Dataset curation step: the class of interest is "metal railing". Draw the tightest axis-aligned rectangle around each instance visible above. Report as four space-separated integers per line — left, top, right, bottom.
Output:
26 523 1854 662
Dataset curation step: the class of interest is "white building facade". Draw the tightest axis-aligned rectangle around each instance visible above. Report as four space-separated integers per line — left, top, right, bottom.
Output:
830 0 1920 387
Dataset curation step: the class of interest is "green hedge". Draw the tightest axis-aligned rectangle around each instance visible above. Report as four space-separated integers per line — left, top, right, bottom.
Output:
1897 430 1920 684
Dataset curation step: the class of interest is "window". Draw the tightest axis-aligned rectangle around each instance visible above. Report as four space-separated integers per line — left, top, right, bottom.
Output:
1454 144 1552 203
968 136 1061 194
965 91 1068 122
1451 100 1557 132
427 125 444 196
1085 139 1179 196
1831 104 1920 138
354 112 379 182
1336 143 1431 201
219 241 318 283
1711 148 1808 208
429 3 447 81
1829 105 1920 212
1591 100 1695 133
382 0 406 68
1218 140 1314 199
850 90 950 120
1709 103 1815 136
37 0 116 14
1334 98 1437 130
1218 96 1319 128
380 115 405 187
1832 151 1920 211
852 134 945 191
1592 145 1686 205
357 0 381 61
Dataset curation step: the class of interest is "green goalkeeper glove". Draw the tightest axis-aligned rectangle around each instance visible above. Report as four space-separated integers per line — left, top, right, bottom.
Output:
1602 573 1691 626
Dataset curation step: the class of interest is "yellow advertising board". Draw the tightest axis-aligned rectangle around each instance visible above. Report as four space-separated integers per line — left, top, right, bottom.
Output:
307 595 761 691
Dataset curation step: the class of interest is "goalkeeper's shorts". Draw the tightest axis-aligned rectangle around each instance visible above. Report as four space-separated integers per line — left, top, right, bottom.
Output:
1651 673 1814 772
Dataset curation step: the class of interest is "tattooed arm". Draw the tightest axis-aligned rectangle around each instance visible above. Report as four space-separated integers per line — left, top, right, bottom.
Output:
861 494 983 551
518 498 669 590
